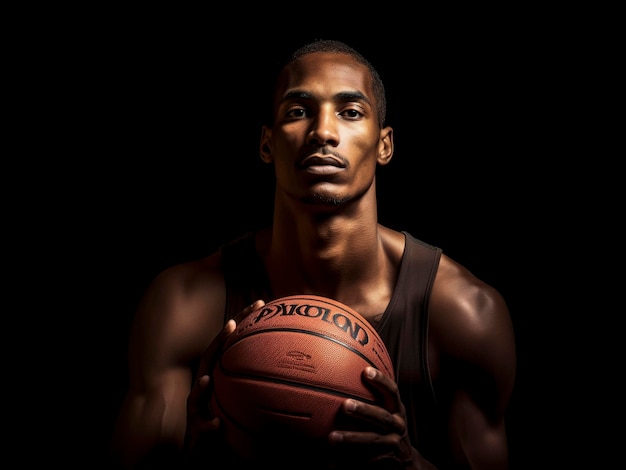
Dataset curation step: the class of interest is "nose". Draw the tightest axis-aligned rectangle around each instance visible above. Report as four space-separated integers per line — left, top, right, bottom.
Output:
306 106 339 147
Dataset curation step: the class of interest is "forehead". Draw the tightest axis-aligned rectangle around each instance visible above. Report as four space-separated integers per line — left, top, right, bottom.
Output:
277 52 374 99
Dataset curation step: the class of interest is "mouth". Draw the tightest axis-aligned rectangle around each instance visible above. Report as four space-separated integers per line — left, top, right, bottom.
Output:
298 155 346 169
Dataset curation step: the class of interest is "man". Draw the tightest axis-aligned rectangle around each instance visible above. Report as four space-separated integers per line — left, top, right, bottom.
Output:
112 39 516 469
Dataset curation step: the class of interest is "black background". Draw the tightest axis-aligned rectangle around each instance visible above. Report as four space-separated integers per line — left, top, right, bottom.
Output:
28 6 613 469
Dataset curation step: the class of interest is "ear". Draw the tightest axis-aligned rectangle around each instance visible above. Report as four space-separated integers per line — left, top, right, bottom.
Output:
259 126 273 163
377 126 394 166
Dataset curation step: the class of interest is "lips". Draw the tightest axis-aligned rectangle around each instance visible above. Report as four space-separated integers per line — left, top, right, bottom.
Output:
298 155 345 169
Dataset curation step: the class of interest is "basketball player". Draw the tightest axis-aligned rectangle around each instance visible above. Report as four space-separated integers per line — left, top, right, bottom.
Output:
112 39 516 469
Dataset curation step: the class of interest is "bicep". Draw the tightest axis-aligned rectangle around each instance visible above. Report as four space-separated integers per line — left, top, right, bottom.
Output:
113 309 201 467
113 262 224 466
443 302 515 468
113 367 191 468
433 268 516 415
431 259 516 467
449 388 509 468
113 301 199 467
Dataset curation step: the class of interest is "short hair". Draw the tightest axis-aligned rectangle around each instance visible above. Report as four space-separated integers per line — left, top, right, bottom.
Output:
267 39 387 128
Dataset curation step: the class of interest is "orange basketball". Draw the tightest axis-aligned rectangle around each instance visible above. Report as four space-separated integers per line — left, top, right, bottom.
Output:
211 294 395 461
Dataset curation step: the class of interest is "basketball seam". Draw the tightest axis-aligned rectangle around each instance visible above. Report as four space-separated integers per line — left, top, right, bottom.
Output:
224 328 387 371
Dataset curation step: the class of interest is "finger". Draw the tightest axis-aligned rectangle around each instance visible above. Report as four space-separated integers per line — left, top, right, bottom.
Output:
328 427 402 467
362 367 401 412
329 428 395 445
197 300 266 377
233 299 265 323
187 374 210 415
339 397 405 436
195 323 233 378
187 375 210 405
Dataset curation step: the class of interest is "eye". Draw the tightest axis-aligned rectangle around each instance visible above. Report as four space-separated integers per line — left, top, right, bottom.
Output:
340 108 364 120
285 107 308 119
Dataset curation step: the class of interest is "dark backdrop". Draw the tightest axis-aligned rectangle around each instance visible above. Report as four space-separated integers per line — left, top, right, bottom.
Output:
43 9 606 469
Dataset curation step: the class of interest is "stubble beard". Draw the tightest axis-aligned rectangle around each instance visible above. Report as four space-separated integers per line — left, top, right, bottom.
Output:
302 193 347 207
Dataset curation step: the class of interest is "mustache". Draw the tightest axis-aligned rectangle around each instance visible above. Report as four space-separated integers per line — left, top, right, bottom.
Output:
297 147 349 168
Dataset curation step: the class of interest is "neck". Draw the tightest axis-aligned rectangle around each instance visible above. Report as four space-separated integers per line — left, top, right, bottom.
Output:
260 194 387 310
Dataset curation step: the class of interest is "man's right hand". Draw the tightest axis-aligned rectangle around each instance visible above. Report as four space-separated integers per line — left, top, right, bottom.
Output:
183 300 265 460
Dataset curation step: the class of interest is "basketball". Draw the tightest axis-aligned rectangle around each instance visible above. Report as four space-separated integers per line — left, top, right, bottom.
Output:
210 294 395 461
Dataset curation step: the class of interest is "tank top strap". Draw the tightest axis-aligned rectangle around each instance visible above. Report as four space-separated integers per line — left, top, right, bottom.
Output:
219 230 272 323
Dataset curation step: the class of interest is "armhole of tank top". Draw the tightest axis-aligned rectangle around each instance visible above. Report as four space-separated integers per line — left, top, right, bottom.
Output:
421 245 442 408
219 231 257 324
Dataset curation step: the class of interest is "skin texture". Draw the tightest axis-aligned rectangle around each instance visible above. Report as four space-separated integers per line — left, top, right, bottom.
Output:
112 42 516 469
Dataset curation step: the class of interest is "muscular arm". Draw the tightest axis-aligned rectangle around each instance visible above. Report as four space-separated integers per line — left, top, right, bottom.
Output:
111 256 226 469
430 256 516 469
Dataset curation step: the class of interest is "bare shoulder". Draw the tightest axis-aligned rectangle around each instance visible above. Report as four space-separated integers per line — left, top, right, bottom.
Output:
130 251 227 364
148 251 224 301
429 253 516 384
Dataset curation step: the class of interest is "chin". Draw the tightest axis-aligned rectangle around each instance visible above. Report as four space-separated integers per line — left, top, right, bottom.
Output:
302 193 348 207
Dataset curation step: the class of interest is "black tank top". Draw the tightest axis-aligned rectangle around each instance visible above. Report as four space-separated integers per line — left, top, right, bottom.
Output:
220 230 451 465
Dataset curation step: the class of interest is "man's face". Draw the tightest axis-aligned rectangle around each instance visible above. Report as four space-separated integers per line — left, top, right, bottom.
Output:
262 52 391 210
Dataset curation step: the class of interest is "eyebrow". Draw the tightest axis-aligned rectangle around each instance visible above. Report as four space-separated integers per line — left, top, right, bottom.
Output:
282 90 372 107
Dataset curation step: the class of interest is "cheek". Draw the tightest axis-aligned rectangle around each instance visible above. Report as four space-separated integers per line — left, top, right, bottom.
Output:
350 137 381 181
350 132 381 166
354 155 378 182
349 124 380 150
272 128 304 161
279 122 306 143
